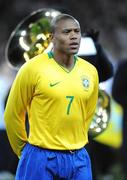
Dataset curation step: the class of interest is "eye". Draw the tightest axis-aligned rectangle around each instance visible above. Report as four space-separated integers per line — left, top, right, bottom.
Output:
63 29 70 34
75 29 80 33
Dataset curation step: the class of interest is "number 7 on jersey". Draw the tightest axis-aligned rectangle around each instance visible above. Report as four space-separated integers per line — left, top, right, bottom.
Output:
66 96 74 115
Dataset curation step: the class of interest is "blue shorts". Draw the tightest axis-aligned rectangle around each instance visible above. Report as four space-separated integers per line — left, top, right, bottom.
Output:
15 143 92 180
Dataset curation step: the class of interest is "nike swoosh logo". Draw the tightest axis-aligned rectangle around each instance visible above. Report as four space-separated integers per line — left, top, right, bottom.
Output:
49 81 61 87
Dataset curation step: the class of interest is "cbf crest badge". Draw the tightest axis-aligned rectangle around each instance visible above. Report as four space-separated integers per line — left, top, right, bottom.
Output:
81 76 90 91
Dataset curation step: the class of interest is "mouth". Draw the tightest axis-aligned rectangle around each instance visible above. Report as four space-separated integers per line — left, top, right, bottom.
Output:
69 42 79 49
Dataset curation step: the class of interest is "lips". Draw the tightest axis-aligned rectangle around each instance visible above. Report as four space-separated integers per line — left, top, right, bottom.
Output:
70 42 79 45
69 42 79 48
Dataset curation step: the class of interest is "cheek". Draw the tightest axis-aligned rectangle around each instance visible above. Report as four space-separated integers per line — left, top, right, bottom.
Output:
53 35 69 49
56 38 68 48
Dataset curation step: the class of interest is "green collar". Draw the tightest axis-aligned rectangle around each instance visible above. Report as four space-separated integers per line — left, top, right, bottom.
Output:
47 51 78 61
47 51 78 73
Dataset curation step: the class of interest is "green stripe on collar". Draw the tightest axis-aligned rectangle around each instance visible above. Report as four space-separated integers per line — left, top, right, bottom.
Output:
47 51 53 59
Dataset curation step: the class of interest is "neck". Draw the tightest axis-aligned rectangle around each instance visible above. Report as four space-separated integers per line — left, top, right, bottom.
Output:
51 51 75 70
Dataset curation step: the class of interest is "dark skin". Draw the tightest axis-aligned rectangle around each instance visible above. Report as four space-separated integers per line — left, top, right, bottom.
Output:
51 18 81 70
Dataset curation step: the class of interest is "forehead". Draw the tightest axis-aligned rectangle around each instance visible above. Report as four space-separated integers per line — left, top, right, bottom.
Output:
55 19 80 31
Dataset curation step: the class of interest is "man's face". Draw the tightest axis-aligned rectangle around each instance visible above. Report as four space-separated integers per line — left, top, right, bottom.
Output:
52 19 81 55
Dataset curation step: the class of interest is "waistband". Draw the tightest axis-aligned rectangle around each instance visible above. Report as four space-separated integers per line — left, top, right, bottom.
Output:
26 143 84 154
48 149 79 154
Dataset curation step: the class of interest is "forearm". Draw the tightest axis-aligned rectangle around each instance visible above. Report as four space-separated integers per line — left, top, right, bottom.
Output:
4 105 28 157
4 61 35 157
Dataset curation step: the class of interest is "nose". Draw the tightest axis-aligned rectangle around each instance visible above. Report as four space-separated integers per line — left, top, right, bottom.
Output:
70 31 77 39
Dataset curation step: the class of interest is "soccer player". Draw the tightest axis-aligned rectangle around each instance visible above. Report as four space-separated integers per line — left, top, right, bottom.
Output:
4 13 99 180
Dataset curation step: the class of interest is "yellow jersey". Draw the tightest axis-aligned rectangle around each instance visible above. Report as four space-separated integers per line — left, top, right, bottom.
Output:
4 52 99 157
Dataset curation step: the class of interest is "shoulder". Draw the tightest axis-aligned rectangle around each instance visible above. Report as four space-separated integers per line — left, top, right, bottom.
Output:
25 53 49 66
77 56 98 74
76 56 99 85
18 53 49 73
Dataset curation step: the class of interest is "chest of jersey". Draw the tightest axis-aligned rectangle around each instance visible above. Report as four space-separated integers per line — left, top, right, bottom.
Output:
28 57 97 141
34 60 94 103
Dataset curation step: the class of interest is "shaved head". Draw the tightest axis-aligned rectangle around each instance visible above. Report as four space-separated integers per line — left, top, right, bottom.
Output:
50 14 80 33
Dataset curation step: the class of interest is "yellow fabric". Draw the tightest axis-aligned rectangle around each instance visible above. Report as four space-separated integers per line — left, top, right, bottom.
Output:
4 52 99 157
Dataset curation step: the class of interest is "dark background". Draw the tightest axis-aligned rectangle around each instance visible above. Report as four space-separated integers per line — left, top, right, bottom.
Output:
0 0 127 66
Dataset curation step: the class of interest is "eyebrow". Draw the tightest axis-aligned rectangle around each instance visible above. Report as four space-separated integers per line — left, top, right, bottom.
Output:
62 27 80 31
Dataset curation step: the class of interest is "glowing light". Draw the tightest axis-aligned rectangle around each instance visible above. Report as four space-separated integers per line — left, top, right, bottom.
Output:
96 128 102 132
51 11 60 17
21 30 27 36
96 117 101 123
102 123 107 128
23 52 30 61
45 11 50 17
35 43 44 54
90 124 94 129
19 37 30 51
37 33 47 40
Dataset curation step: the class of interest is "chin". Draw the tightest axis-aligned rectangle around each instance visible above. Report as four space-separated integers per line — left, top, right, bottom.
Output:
69 50 78 55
